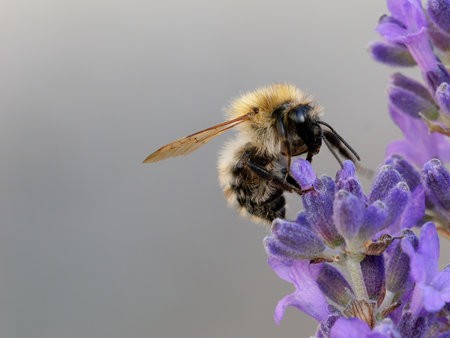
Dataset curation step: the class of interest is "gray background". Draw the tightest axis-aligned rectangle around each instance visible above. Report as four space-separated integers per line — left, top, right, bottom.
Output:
2 1 446 338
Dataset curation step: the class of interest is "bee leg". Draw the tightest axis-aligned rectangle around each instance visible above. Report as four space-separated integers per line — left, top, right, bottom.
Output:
322 130 357 162
243 155 313 196
323 130 374 177
274 108 293 179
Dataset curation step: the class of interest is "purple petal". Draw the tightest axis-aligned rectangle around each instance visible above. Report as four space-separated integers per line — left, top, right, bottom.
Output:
377 20 408 43
422 159 450 213
270 219 325 257
335 160 357 180
383 182 411 230
388 85 439 119
333 190 365 240
398 185 425 230
302 177 343 247
337 177 366 202
386 237 415 292
431 266 450 299
372 319 402 337
358 201 388 241
426 266 450 311
384 154 422 190
417 222 440 281
425 63 450 93
386 104 450 166
387 0 406 19
428 24 450 50
379 0 427 42
291 158 316 189
268 256 329 323
427 0 450 35
398 311 429 338
426 61 450 92
386 139 430 168
389 73 434 104
405 0 428 29
436 82 450 115
369 41 416 67
264 236 314 261
330 318 371 338
403 223 439 284
361 255 385 301
389 0 427 32
317 264 354 307
369 165 404 203
267 255 295 284
336 161 366 202
423 285 447 312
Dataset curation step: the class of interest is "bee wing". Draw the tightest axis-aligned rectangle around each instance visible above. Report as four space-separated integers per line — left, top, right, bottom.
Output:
143 113 252 163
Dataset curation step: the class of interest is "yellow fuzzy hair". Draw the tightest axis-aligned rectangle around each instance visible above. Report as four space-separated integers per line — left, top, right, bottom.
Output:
226 83 315 121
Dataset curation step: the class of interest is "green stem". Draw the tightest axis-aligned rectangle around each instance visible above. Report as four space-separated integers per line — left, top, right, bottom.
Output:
345 255 369 300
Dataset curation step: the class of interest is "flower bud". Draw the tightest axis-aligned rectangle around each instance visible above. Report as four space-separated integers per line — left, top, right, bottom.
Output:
369 42 416 67
435 82 450 115
361 255 385 301
317 264 354 307
333 191 365 241
427 0 450 35
422 159 450 213
388 85 439 120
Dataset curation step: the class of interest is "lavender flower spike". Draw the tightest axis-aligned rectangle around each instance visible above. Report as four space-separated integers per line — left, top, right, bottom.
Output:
377 0 450 91
372 0 450 151
264 159 445 336
261 1 450 336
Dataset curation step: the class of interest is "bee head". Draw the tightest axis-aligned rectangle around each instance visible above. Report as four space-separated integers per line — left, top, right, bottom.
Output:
290 104 322 153
274 103 322 157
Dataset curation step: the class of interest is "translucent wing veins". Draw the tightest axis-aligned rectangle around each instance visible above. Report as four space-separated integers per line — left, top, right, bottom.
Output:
143 113 253 163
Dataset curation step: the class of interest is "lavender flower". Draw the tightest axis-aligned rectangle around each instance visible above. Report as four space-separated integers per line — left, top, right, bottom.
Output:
402 222 450 315
264 159 450 337
387 154 450 237
260 2 450 336
422 159 450 235
371 0 450 162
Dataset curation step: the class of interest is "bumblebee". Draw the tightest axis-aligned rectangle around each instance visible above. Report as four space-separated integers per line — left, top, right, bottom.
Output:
144 84 359 223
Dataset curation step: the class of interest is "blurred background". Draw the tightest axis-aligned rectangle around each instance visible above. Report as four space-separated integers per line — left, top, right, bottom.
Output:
2 1 445 338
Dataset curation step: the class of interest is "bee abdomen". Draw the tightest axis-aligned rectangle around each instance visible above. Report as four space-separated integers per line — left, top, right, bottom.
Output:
218 137 288 224
233 185 286 222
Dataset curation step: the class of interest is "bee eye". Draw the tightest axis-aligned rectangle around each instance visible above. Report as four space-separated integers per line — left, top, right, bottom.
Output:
289 104 312 124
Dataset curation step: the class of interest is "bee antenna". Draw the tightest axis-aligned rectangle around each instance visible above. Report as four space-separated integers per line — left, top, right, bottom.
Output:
316 120 360 161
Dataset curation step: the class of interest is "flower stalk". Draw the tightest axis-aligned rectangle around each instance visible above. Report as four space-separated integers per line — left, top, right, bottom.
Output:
342 254 369 300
